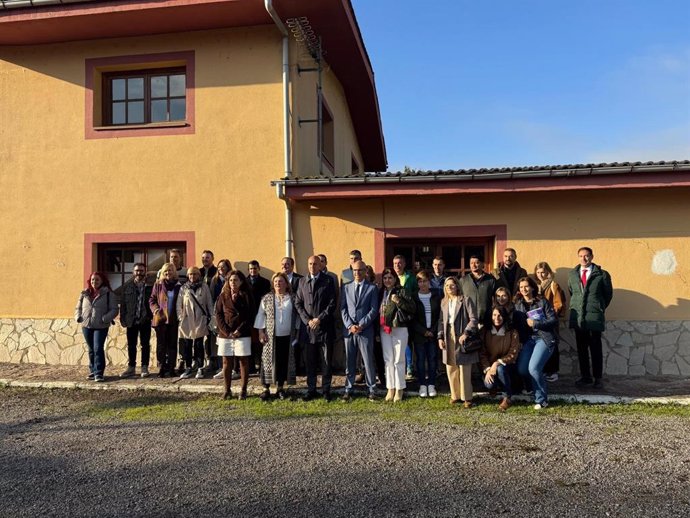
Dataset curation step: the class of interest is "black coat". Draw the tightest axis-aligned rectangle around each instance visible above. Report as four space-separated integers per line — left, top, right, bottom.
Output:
248 275 271 312
294 274 336 344
411 292 441 346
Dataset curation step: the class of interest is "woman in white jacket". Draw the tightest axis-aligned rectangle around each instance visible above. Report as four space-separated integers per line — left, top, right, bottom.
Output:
177 267 214 379
75 272 119 382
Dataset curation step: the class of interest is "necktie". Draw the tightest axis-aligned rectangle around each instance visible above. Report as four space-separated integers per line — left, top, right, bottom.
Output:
581 269 587 287
355 283 361 305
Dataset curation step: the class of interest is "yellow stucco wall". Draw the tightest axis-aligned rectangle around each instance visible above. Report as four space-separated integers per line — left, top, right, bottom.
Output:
0 27 336 317
291 47 363 177
291 188 690 321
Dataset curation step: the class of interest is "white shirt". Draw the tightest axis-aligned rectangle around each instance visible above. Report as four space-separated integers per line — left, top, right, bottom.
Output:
254 295 294 337
448 297 457 325
419 292 432 328
580 265 592 283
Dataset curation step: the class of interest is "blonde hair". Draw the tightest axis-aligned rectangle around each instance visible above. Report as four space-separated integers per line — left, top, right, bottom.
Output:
186 266 201 276
271 272 291 294
443 276 460 298
158 262 178 281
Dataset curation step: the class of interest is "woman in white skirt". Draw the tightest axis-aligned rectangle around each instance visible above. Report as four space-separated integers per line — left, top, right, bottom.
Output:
378 267 416 402
215 270 254 400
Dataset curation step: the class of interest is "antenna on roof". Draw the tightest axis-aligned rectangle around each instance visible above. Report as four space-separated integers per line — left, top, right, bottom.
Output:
286 17 323 60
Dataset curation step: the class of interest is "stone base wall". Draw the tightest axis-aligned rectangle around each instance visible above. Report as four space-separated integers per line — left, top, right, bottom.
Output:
1 318 689 377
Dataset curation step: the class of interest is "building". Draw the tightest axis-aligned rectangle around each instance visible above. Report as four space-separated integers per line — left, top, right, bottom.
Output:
1 1 688 377
0 0 384 368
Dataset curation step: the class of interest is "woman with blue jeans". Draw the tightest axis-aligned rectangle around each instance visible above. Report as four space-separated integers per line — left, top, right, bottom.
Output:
513 277 558 409
75 272 119 382
412 270 441 398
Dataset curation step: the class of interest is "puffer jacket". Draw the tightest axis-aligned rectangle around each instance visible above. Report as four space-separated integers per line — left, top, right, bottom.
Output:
75 287 119 329
177 282 214 339
567 264 613 332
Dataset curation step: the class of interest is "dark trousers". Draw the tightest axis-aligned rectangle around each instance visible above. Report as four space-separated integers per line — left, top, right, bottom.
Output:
306 341 333 393
181 337 204 367
126 322 151 367
155 324 178 372
575 329 603 380
544 344 560 375
272 335 290 385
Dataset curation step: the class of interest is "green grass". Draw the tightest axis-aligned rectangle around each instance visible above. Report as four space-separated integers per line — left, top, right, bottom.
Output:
83 392 690 425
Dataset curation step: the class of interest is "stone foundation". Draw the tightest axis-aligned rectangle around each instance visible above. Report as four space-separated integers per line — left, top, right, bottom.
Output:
1 318 689 376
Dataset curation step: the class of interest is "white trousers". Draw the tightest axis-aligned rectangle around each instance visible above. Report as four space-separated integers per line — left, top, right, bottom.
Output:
380 327 408 390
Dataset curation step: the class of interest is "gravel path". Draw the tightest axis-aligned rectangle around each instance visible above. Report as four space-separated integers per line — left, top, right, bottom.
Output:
1 388 689 517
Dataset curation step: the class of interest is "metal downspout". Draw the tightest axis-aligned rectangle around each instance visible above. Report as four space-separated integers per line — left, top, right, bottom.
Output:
265 0 293 258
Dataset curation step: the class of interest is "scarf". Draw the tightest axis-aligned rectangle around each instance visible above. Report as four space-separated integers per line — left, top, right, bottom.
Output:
538 278 553 297
163 279 177 291
187 281 202 292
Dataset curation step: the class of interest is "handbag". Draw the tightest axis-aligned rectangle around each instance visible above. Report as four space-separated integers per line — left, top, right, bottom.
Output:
395 306 413 325
459 332 482 354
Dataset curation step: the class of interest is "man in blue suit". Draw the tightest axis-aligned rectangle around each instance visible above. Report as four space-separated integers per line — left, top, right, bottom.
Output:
340 260 380 401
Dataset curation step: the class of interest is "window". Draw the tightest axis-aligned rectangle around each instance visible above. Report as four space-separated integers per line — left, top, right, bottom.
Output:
386 238 494 277
104 69 186 126
321 99 334 172
85 51 195 139
351 154 360 175
98 242 186 294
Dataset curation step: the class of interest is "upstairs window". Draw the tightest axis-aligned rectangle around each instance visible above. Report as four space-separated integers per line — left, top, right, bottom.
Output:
85 50 195 139
104 69 186 126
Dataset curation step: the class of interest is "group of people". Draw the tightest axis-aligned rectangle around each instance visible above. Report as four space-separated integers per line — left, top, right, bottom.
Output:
75 246 613 410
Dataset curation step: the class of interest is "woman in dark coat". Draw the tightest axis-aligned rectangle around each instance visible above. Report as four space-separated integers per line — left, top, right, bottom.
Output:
513 276 558 410
215 270 254 400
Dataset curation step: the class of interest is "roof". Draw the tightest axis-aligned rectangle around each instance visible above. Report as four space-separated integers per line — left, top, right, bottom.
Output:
274 160 690 200
0 0 387 171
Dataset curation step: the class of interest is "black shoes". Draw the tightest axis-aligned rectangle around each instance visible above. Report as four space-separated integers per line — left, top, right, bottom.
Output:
323 391 332 402
259 389 271 401
367 392 378 402
302 391 318 402
592 378 604 390
277 389 287 401
341 392 352 403
575 377 594 387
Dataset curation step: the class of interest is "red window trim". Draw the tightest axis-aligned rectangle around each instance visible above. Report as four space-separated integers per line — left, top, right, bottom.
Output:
84 51 195 139
84 231 196 280
374 225 507 273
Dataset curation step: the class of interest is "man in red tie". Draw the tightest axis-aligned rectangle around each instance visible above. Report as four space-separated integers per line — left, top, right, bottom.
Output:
568 247 613 389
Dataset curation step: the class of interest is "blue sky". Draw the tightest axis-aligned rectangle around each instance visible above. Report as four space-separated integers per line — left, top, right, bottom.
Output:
351 0 690 172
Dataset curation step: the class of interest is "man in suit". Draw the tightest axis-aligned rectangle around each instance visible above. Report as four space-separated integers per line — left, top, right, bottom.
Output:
340 249 362 287
247 260 271 373
318 254 339 290
568 247 613 390
294 255 337 401
281 256 303 293
340 260 379 401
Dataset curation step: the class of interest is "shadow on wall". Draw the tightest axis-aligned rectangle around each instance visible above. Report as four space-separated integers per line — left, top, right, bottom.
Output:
554 267 690 321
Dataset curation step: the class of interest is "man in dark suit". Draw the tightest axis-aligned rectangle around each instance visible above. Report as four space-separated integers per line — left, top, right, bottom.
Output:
340 260 379 401
247 260 271 373
281 256 305 374
281 256 303 293
294 255 337 401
